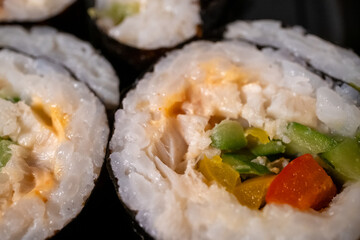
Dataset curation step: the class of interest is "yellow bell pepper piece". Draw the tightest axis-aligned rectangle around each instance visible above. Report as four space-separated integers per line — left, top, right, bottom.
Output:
233 175 275 209
245 128 270 144
198 155 240 192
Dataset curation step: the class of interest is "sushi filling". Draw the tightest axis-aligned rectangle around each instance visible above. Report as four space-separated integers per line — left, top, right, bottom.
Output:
0 84 67 212
197 119 360 210
149 58 360 211
88 1 140 26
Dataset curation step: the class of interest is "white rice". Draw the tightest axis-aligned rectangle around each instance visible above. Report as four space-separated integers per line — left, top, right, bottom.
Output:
94 0 201 50
225 20 360 87
0 49 109 240
0 25 120 108
0 0 76 22
110 38 360 240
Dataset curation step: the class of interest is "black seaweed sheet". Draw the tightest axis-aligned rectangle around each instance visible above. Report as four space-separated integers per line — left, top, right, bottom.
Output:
2 0 358 239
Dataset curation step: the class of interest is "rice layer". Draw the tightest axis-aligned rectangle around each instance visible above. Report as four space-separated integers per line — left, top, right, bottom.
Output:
110 39 360 240
0 26 120 108
0 49 109 240
225 20 360 87
94 0 201 50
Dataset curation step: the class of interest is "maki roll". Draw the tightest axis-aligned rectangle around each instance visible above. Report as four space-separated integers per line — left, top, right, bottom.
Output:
109 20 360 239
89 0 201 50
87 0 228 72
87 0 202 71
224 20 360 87
0 48 109 239
0 0 77 22
0 26 120 108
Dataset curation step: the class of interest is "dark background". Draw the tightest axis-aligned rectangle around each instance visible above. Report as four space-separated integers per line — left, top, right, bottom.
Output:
3 0 358 239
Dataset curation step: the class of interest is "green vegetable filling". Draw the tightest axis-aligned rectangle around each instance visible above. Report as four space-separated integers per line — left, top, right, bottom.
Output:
250 140 285 156
208 120 360 183
285 122 337 155
210 120 247 151
0 137 13 169
321 138 360 182
200 116 360 210
89 2 140 25
222 153 270 176
4 96 21 103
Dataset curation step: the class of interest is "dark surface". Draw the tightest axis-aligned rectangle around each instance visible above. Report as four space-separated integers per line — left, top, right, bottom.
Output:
2 0 359 239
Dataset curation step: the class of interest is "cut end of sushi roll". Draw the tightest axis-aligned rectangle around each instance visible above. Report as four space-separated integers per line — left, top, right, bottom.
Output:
224 20 360 88
110 21 360 240
90 0 201 50
0 49 109 239
0 25 120 109
0 0 76 22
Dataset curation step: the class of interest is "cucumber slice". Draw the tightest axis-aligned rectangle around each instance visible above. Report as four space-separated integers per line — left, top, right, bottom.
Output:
250 140 285 156
222 153 270 176
285 122 337 155
321 138 360 182
211 120 247 151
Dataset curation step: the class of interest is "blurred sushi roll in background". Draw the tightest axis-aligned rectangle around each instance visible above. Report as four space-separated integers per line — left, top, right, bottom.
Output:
86 0 228 80
109 20 360 240
0 26 120 109
224 20 360 89
90 0 201 50
0 47 109 239
0 0 77 22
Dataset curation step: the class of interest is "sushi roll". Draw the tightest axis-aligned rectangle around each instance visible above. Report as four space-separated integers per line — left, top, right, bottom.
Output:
224 20 360 87
89 0 201 50
0 0 77 22
109 20 360 239
0 25 120 108
86 0 201 72
0 48 109 239
86 0 228 72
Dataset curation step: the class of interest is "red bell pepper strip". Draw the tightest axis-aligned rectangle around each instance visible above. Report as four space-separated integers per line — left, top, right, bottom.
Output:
265 154 336 210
